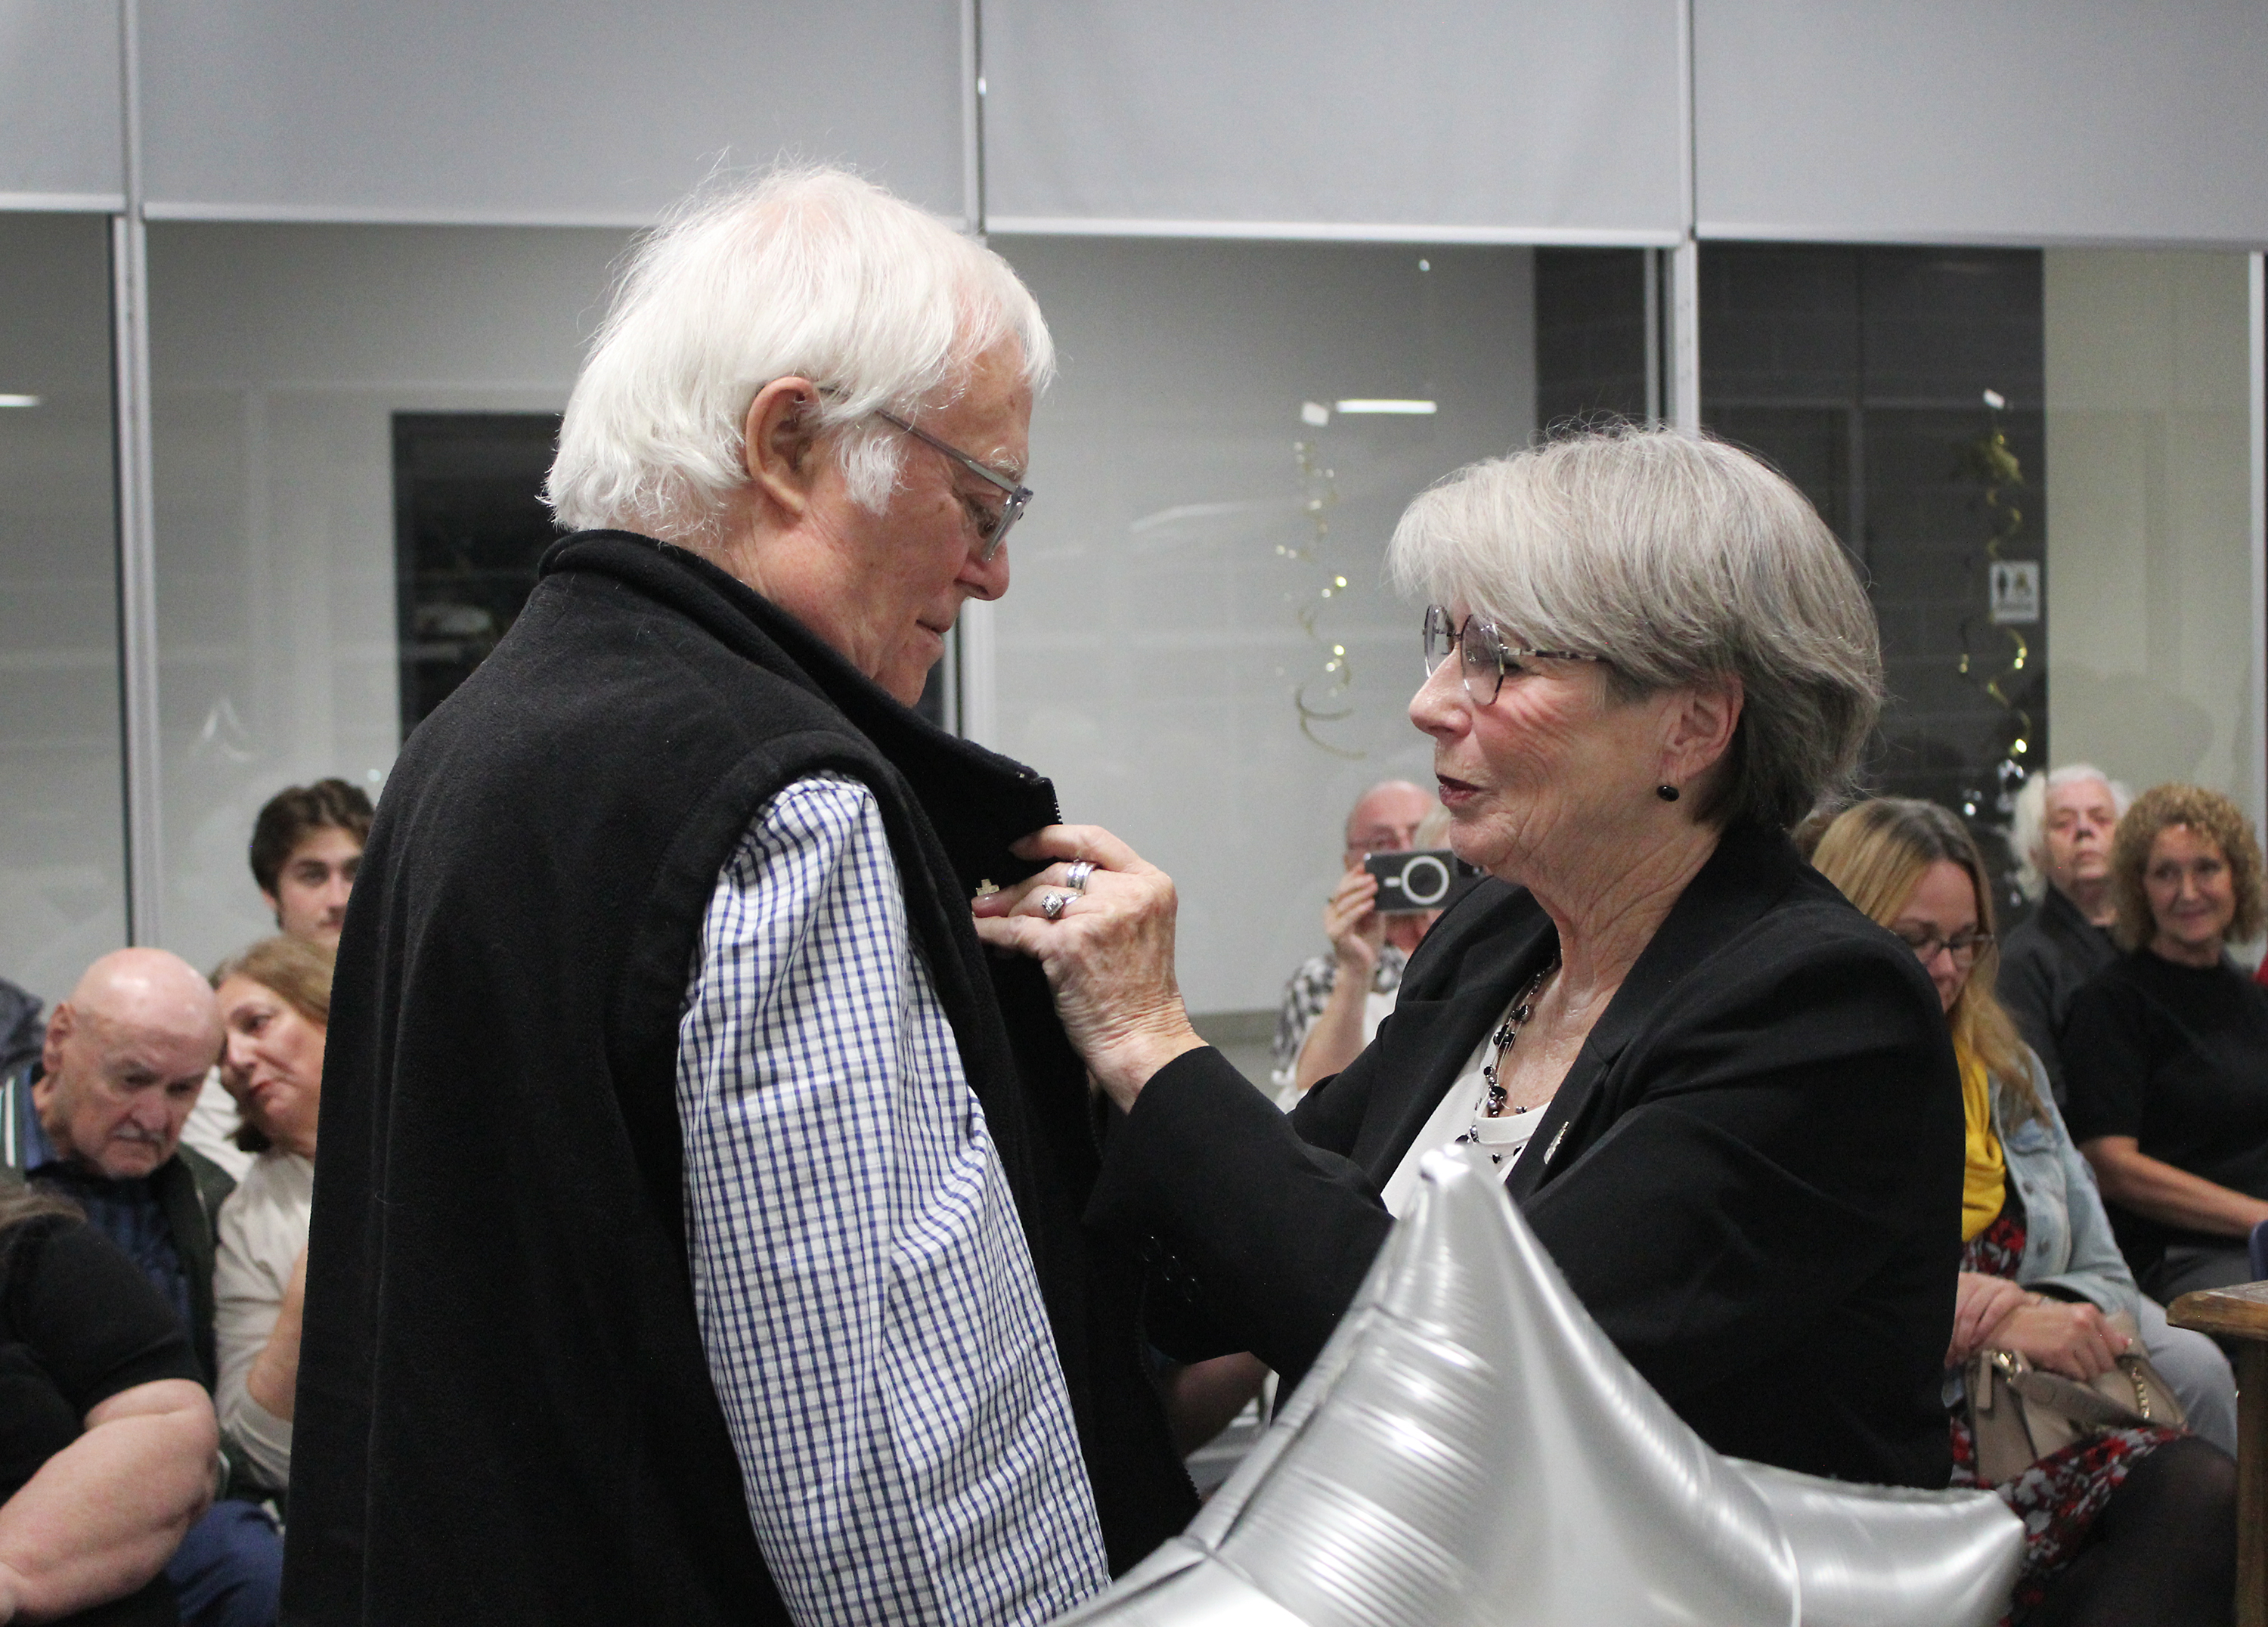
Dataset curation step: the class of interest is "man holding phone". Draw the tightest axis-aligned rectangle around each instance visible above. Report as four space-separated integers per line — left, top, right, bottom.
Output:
1268 780 1447 1104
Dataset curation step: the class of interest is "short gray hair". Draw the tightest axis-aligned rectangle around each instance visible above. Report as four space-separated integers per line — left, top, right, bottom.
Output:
546 165 1053 547
2009 764 2133 900
1388 426 1882 830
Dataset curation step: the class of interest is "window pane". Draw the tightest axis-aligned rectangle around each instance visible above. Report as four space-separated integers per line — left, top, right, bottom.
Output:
0 215 122 1002
989 239 1552 1014
147 222 627 970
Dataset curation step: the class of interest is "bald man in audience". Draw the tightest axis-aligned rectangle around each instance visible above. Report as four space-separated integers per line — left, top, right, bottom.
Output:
1269 779 1447 1105
2 949 281 1627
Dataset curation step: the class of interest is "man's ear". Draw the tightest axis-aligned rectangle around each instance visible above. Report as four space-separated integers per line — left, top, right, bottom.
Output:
39 1003 72 1085
740 377 825 522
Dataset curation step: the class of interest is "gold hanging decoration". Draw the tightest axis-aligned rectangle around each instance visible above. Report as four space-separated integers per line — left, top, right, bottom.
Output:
1283 435 1364 759
1954 389 2035 820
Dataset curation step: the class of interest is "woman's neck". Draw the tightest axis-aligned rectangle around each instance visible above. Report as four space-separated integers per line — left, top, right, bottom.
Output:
2149 932 2223 969
1529 820 1723 1009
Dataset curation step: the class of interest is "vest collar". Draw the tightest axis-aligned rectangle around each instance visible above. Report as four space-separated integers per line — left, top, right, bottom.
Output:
543 530 1064 888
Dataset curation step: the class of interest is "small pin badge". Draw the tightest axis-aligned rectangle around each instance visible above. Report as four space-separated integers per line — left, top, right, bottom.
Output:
974 879 1000 899
1541 1123 1569 1164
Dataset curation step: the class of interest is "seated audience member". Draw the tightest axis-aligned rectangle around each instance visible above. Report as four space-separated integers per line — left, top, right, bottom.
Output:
183 783 372 1181
1270 780 1444 1105
0 1186 218 1627
2065 784 2268 1304
2000 766 2129 1103
209 940 330 1499
3 950 280 1627
1814 798 2236 1625
981 427 1968 1490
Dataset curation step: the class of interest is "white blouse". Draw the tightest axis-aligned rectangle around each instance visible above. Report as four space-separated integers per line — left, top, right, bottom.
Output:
1378 1013 1548 1219
214 1148 312 1492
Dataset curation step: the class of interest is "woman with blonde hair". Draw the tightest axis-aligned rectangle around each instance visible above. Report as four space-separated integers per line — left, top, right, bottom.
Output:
1814 797 2233 1627
209 935 333 1498
2064 783 2268 1304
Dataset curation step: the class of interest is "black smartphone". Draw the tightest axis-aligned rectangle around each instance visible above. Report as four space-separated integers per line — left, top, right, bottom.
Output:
1362 848 1477 914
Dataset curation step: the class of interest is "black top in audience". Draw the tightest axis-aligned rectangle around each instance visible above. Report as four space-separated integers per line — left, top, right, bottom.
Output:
2062 950 2268 1269
1997 886 2119 1105
1 1215 201 1627
1090 820 1964 1490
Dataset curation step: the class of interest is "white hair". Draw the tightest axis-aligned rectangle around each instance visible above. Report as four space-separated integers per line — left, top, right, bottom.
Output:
545 165 1053 547
2009 764 2134 900
1389 426 1882 830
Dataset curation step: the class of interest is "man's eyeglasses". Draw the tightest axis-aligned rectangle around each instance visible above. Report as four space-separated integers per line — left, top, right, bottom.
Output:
873 408 1031 562
1892 926 1994 966
1421 605 1605 705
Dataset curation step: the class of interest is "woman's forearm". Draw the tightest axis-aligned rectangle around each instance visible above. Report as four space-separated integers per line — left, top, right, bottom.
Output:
0 1380 215 1622
1292 966 1374 1095
2081 1136 2268 1238
243 1275 304 1423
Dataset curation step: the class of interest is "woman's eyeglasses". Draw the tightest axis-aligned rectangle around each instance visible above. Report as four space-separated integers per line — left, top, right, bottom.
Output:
1893 926 1994 966
1421 605 1604 705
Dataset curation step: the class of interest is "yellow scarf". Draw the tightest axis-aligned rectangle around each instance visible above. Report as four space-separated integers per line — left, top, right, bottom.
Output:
1958 1043 2004 1241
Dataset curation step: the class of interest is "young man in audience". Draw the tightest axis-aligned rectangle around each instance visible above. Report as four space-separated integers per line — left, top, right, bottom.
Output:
182 779 373 1177
0 948 281 1627
1269 779 1444 1105
1999 764 2127 1104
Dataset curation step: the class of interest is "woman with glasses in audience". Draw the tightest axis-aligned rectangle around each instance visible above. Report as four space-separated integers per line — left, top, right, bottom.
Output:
208 937 330 1501
1814 797 2234 1627
978 427 1966 1489
2064 784 2268 1306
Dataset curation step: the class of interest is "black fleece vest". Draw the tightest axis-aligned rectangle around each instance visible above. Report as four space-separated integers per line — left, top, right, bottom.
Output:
284 533 1192 1627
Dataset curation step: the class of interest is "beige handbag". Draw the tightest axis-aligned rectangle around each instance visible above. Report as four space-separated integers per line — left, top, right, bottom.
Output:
1964 1311 2186 1486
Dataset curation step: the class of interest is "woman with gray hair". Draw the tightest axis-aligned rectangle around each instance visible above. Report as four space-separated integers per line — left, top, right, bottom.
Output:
979 426 1966 1487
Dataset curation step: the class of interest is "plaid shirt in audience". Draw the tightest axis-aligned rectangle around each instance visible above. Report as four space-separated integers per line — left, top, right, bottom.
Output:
675 773 1110 1627
1269 944 1409 1094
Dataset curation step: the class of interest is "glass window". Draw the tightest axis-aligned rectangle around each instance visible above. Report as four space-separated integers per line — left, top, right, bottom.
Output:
147 222 631 969
988 239 1561 1015
0 215 124 1002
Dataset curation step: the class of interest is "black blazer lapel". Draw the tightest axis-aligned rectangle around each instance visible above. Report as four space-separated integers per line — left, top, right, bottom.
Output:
1504 823 1803 1202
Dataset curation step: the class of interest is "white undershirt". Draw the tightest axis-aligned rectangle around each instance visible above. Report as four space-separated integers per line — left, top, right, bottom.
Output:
1379 1007 1547 1218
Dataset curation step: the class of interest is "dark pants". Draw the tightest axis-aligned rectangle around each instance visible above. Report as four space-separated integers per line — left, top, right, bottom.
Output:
166 1499 281 1627
2142 1243 2256 1306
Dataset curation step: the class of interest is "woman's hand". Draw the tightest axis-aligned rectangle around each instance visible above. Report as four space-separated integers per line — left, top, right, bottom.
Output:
246 1244 308 1422
1323 869 1385 979
971 826 1206 1111
1984 1298 2130 1382
1945 1272 2030 1367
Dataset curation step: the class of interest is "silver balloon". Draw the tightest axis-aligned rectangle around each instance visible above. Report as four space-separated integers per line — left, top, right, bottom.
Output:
1057 1147 2019 1627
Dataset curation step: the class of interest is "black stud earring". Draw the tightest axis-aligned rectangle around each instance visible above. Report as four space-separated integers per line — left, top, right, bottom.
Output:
1656 783 1680 803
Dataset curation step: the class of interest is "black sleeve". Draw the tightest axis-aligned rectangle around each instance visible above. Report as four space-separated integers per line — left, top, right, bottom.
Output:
2060 975 2152 1145
1089 1048 1392 1381
1997 937 2065 1095
8 1218 201 1415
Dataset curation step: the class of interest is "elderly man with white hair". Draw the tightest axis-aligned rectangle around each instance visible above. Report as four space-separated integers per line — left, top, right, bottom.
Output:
1999 763 2129 1104
286 169 1191 1627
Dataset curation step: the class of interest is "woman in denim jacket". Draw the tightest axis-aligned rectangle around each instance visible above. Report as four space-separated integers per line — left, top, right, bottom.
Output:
1814 798 2236 1625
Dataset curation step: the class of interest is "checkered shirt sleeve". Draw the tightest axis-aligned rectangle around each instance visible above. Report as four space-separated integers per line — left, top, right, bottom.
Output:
677 772 1110 1627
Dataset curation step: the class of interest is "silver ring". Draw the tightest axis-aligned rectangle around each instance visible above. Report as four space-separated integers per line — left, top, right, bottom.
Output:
1040 891 1069 921
1064 860 1095 893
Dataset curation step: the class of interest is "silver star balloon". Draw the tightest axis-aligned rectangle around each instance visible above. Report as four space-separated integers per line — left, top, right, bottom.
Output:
1058 1147 2020 1627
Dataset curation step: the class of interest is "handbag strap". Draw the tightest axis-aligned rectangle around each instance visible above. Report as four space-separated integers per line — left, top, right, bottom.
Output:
2000 1363 2149 1430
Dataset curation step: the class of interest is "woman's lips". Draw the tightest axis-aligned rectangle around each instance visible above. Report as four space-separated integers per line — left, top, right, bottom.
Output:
1437 775 1481 805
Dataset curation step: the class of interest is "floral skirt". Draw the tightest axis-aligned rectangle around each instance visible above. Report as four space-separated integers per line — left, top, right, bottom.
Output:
1948 1209 2184 1622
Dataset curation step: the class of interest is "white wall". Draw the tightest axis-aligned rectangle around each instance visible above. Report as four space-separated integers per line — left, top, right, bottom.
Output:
146 222 631 974
2044 250 2258 831
990 238 1536 1013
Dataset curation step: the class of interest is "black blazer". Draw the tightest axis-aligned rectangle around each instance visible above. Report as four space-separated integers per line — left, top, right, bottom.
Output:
1092 820 1965 1487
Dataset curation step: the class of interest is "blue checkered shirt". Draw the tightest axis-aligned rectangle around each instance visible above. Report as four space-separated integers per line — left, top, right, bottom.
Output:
677 772 1110 1627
